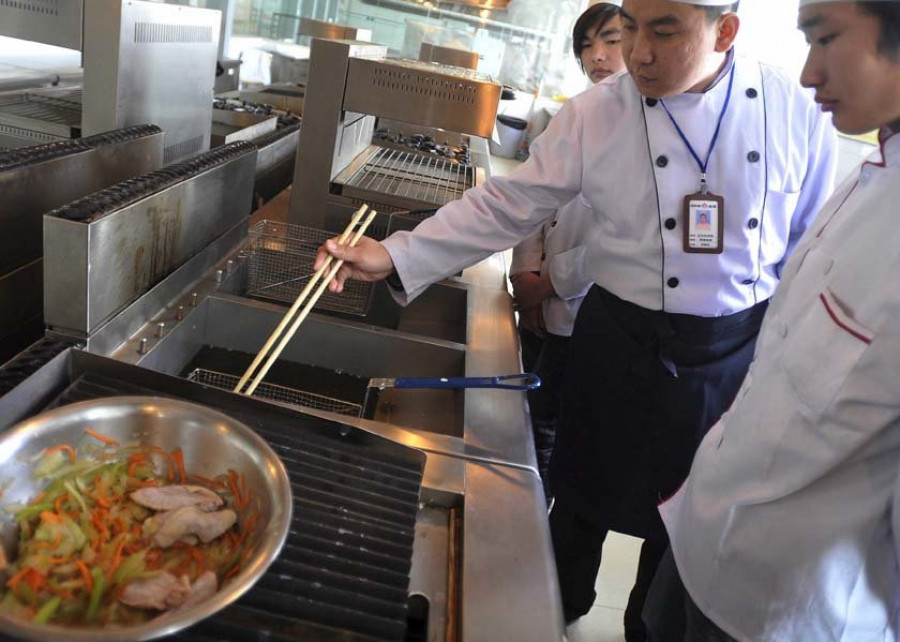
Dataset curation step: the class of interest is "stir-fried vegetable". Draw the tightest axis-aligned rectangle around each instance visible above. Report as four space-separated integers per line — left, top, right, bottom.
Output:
0 433 259 628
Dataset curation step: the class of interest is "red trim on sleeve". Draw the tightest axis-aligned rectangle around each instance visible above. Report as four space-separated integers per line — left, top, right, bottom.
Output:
819 293 872 345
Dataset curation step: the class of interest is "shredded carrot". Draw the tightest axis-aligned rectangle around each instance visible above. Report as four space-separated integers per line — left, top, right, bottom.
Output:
84 428 120 446
107 537 127 580
39 511 61 524
91 510 109 539
224 565 241 580
47 554 71 565
32 490 46 504
226 470 243 509
189 547 205 571
54 493 68 514
239 473 250 506
8 567 46 593
44 444 76 463
189 474 227 490
76 560 93 593
172 448 187 484
127 452 147 477
143 446 176 482
239 511 260 546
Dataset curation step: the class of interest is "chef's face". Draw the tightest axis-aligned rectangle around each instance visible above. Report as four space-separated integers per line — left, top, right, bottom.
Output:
799 2 900 135
580 15 626 84
620 0 739 98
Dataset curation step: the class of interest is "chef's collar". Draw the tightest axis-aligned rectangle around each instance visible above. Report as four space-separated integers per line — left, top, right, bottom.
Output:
879 127 900 167
702 47 735 93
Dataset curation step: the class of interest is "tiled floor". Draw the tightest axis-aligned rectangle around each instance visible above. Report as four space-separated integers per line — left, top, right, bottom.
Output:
565 531 643 642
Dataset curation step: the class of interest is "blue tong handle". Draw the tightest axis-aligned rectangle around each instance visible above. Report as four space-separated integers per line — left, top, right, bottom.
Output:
393 373 541 391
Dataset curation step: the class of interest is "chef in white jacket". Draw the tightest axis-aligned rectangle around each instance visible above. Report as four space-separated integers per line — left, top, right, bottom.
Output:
643 1 900 640
510 0 626 508
316 1 837 638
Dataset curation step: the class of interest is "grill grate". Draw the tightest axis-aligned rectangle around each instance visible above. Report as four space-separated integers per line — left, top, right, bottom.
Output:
247 221 374 316
187 368 362 417
346 148 473 207
0 336 78 396
1 367 424 641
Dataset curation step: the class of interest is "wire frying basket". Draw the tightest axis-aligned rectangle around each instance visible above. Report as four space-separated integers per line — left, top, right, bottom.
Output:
246 221 374 316
187 368 363 417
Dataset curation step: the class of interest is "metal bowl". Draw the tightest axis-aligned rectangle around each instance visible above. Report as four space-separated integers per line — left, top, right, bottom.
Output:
0 396 293 642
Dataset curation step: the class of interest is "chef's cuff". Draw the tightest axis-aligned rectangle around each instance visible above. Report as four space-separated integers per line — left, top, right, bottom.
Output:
386 270 405 292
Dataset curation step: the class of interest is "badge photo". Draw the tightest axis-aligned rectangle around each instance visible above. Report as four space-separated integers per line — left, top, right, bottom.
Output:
683 193 724 254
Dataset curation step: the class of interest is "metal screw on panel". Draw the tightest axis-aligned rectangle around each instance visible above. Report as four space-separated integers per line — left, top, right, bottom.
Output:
226 259 234 273
215 269 224 284
137 338 148 355
191 293 199 308
176 305 185 321
156 322 166 338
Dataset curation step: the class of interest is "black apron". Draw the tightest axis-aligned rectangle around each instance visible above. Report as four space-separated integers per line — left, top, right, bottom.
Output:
550 286 767 541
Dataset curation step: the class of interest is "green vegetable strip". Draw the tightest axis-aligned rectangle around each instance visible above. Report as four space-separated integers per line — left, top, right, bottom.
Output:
86 567 105 622
33 596 61 624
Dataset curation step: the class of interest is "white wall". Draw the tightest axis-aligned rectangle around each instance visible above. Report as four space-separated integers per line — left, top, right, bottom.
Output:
736 0 808 79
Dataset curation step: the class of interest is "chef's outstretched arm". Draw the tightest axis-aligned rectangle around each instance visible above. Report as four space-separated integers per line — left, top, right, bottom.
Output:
318 98 586 303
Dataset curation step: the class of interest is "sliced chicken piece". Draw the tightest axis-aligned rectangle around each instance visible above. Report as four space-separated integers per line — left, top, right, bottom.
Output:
177 571 219 610
130 485 224 512
142 506 237 548
120 572 190 611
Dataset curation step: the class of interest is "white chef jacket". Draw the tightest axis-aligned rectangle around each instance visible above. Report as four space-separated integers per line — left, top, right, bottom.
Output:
509 194 594 337
660 129 900 641
381 52 837 317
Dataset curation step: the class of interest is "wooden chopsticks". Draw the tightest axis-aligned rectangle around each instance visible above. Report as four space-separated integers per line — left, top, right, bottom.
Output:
234 204 378 396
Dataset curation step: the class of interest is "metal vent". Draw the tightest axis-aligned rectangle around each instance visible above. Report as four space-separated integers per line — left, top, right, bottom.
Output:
0 0 59 15
370 66 478 105
134 21 214 44
164 134 206 163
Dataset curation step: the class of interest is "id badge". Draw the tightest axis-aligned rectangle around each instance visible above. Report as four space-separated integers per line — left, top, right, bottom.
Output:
683 193 724 254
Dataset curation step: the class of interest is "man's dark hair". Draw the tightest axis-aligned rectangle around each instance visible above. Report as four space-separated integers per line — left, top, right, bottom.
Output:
858 2 900 61
701 2 740 22
572 3 621 62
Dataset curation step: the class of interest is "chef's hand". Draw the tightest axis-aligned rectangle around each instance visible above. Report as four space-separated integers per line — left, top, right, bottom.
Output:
510 272 555 313
315 236 395 293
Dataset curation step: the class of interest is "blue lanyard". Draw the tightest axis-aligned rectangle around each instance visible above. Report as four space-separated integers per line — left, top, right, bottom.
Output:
659 61 737 194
